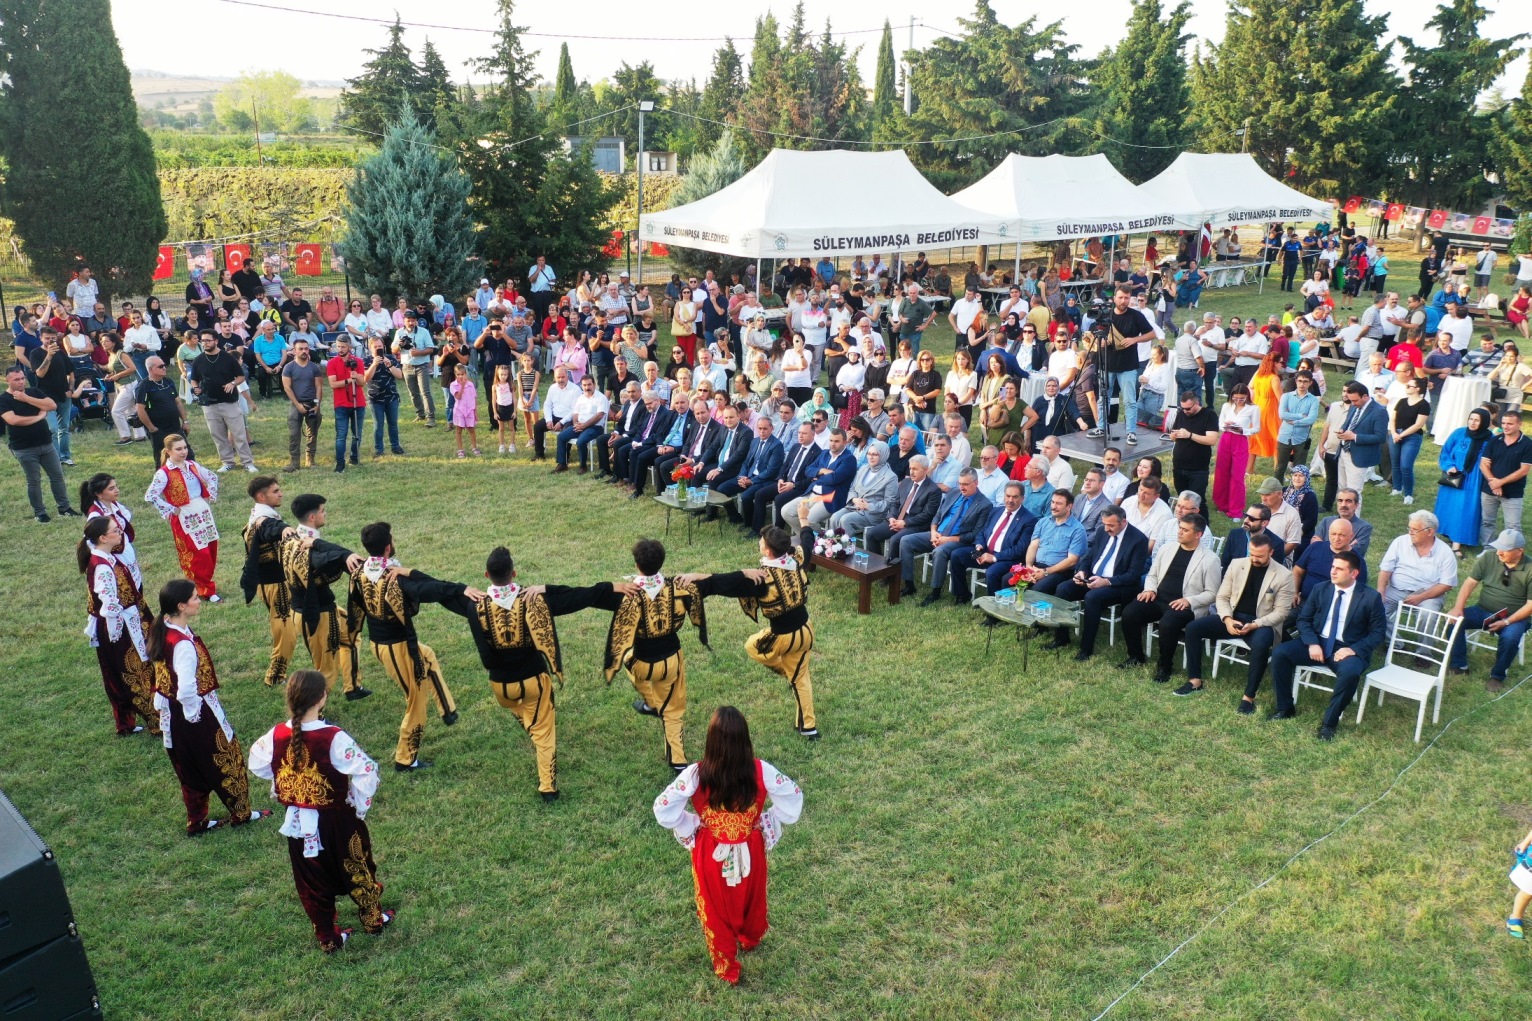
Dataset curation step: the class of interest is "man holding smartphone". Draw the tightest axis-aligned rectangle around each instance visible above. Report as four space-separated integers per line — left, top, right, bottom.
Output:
281 339 325 473
326 337 367 472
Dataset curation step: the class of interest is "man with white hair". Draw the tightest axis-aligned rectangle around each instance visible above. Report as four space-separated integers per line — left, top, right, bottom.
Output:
1375 510 1458 618
1037 435 1075 491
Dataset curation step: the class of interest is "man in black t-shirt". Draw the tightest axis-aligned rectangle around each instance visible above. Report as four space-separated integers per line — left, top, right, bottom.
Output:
279 287 314 333
0 365 78 521
1480 410 1532 545
133 355 190 465
231 258 262 301
1167 390 1219 513
188 331 256 471
27 330 75 464
1087 287 1158 444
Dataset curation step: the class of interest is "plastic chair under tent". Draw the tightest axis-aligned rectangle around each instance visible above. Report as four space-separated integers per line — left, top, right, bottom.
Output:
1353 604 1462 742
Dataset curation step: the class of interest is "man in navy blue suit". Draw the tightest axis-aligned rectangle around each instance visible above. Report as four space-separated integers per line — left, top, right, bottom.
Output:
1049 505 1149 658
1268 549 1388 741
747 421 819 537
784 427 857 548
596 380 645 479
655 398 720 485
718 415 783 521
1335 381 1388 499
615 390 672 490
702 404 752 489
949 481 1037 605
912 470 993 605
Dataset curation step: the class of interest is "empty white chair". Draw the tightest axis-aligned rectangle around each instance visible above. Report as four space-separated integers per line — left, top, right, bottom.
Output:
1354 604 1463 742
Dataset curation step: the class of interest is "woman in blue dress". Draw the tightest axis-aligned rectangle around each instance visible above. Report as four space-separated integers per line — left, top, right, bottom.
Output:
1436 407 1495 553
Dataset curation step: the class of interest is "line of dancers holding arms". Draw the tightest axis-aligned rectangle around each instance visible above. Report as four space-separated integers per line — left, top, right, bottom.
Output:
72 436 807 982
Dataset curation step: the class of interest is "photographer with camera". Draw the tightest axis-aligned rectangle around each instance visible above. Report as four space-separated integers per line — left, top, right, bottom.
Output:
325 337 367 473
1084 289 1158 447
392 310 437 426
280 339 325 474
365 337 406 457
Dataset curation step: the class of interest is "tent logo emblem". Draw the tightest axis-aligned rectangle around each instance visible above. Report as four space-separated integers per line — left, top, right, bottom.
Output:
772 234 788 251
997 224 1009 238
644 221 655 236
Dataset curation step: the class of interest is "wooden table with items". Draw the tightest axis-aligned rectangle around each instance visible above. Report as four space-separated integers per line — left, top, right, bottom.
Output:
809 550 901 614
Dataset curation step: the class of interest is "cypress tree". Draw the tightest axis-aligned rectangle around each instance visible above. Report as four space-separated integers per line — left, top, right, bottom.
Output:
1191 0 1397 195
1494 62 1532 208
873 20 899 125
548 43 580 136
1092 0 1192 183
340 17 425 139
416 40 459 131
696 39 745 151
337 104 477 302
0 0 166 296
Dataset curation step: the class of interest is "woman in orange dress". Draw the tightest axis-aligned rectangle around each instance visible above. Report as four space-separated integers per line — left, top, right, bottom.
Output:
145 434 221 601
653 706 803 984
1248 351 1284 463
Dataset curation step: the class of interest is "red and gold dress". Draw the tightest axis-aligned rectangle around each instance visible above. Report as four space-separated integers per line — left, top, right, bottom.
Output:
84 549 159 736
152 623 255 834
86 498 142 588
145 460 220 598
653 759 803 984
248 720 385 952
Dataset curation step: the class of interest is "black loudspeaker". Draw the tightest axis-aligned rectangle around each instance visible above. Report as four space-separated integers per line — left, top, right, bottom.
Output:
0 789 100 1020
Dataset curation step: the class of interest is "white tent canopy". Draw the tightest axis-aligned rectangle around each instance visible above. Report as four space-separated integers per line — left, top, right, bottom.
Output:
637 148 1012 259
1135 153 1333 231
950 153 1177 243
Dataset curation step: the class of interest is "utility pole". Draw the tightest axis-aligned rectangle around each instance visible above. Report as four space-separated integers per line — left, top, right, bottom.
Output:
904 17 914 116
252 100 263 164
635 100 655 285
1242 116 1251 154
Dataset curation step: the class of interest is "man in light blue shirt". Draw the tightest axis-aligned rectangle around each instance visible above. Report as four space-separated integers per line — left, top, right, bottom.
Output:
1021 460 1056 519
974 445 1008 507
1276 370 1321 475
251 321 289 399
1028 490 1090 576
392 311 437 424
928 435 963 492
474 280 497 316
461 303 488 345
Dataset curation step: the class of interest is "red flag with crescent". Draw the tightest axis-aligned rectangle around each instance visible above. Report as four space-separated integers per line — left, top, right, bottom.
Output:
1384 203 1404 221
1343 196 1363 214
1472 216 1493 235
223 243 252 270
295 243 322 276
153 246 175 281
1427 210 1448 229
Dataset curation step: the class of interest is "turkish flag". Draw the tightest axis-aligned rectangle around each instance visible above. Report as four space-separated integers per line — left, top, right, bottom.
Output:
1427 210 1448 229
223 243 252 270
601 229 624 259
1385 203 1404 221
295 243 322 276
153 245 175 281
1472 216 1493 235
648 243 670 258
1343 196 1363 214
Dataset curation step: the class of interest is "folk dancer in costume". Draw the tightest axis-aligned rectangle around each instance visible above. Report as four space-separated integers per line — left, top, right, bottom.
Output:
283 493 370 701
147 579 271 836
248 670 394 954
681 526 820 739
347 522 484 772
81 473 143 588
587 539 706 772
145 434 222 602
240 476 301 687
78 516 159 736
653 706 802 985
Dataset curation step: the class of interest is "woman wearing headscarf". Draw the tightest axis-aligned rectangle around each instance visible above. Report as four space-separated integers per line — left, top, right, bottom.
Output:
833 348 866 428
828 439 897 534
1282 464 1321 548
184 271 215 325
797 387 833 424
1436 407 1496 553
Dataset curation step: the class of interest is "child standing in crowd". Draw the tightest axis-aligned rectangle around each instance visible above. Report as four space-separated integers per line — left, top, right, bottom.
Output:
449 364 479 458
491 364 518 455
1508 826 1532 938
517 352 542 450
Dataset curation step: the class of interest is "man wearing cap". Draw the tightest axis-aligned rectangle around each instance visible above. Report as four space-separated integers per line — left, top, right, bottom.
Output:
1448 529 1532 692
1254 477 1302 561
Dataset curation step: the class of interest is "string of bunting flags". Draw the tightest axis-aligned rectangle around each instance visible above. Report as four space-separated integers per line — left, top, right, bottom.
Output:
150 240 341 281
1338 195 1519 240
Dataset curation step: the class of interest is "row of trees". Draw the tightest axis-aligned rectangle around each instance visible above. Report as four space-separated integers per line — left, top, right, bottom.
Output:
338 0 1528 208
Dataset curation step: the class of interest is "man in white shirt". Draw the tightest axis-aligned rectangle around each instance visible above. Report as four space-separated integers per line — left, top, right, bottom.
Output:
1124 475 1173 537
553 374 612 474
1225 319 1267 390
1038 435 1075 491
948 285 985 340
695 348 728 393
975 445 1008 506
1353 351 1392 397
1357 294 1386 363
1439 302 1474 353
1375 509 1457 618
1335 315 1366 359
1379 292 1405 347
65 268 99 320
534 367 579 462
1195 312 1226 406
1475 242 1499 301
1257 477 1302 560
1148 490 1217 554
1100 446 1129 503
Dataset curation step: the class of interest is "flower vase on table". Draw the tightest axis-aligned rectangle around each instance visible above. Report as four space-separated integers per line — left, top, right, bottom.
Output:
671 463 697 504
1001 565 1046 612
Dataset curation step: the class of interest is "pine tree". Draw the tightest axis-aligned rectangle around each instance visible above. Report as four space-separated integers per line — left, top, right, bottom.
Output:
736 11 867 161
341 17 426 139
665 130 748 278
337 104 477 301
456 0 613 275
602 61 666 164
1092 0 1191 182
1494 62 1532 208
661 79 705 161
1191 0 1397 195
547 42 581 136
0 0 166 296
696 39 745 152
873 20 899 126
416 40 459 130
1394 0 1524 208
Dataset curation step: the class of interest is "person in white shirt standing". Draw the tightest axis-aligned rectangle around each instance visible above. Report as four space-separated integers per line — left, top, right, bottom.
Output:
122 309 163 379
948 285 985 346
1476 242 1500 302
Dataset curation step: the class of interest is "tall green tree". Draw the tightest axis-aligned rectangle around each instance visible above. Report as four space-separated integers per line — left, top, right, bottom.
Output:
903 2 1092 188
547 42 582 135
0 0 166 296
416 40 460 130
455 0 613 276
1494 61 1532 208
1091 0 1192 182
735 5 867 162
338 104 477 301
1394 0 1524 208
1190 0 1397 195
695 39 745 152
213 71 315 134
660 79 705 161
663 130 748 278
873 19 899 126
340 17 426 140
601 61 666 164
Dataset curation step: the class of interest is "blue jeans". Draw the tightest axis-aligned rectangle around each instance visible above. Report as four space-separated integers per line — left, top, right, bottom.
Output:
556 425 604 467
1388 432 1423 496
371 397 401 453
334 406 365 464
1451 605 1531 680
44 408 72 460
1175 368 1202 403
128 351 153 379
904 331 923 357
1105 368 1139 435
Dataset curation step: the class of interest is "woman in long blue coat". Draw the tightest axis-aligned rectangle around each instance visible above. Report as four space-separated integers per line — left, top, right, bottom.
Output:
1436 407 1495 553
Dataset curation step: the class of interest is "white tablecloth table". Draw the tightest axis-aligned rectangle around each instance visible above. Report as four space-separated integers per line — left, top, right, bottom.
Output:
1432 375 1494 445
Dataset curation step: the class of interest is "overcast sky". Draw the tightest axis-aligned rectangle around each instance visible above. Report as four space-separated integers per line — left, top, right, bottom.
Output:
117 0 1530 99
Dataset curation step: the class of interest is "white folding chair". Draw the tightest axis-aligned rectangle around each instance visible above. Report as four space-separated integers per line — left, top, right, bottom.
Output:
1293 663 1336 709
1101 604 1122 646
1210 535 1226 557
1465 626 1527 667
1355 604 1463 742
915 552 932 585
1145 623 1190 668
1210 637 1250 679
967 568 990 598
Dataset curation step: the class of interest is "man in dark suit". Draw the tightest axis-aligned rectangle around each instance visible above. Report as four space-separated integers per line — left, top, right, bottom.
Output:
717 415 782 521
867 457 941 588
948 481 1037 604
1334 381 1388 498
1268 549 1388 740
747 421 819 537
703 404 753 491
596 380 644 479
620 391 676 495
900 470 990 603
655 398 719 485
1050 506 1149 658
784 427 857 549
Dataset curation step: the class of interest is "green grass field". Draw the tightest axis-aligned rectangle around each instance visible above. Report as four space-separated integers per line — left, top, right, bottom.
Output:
6 271 1532 1020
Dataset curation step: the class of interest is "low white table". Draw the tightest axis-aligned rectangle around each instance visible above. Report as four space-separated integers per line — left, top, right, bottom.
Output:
1432 375 1494 445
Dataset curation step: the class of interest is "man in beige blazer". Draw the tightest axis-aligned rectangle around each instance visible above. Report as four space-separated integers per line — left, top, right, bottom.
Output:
1175 531 1296 706
1121 513 1223 684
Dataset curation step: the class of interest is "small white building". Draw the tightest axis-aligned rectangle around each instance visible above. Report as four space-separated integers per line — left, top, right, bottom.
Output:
563 136 625 173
